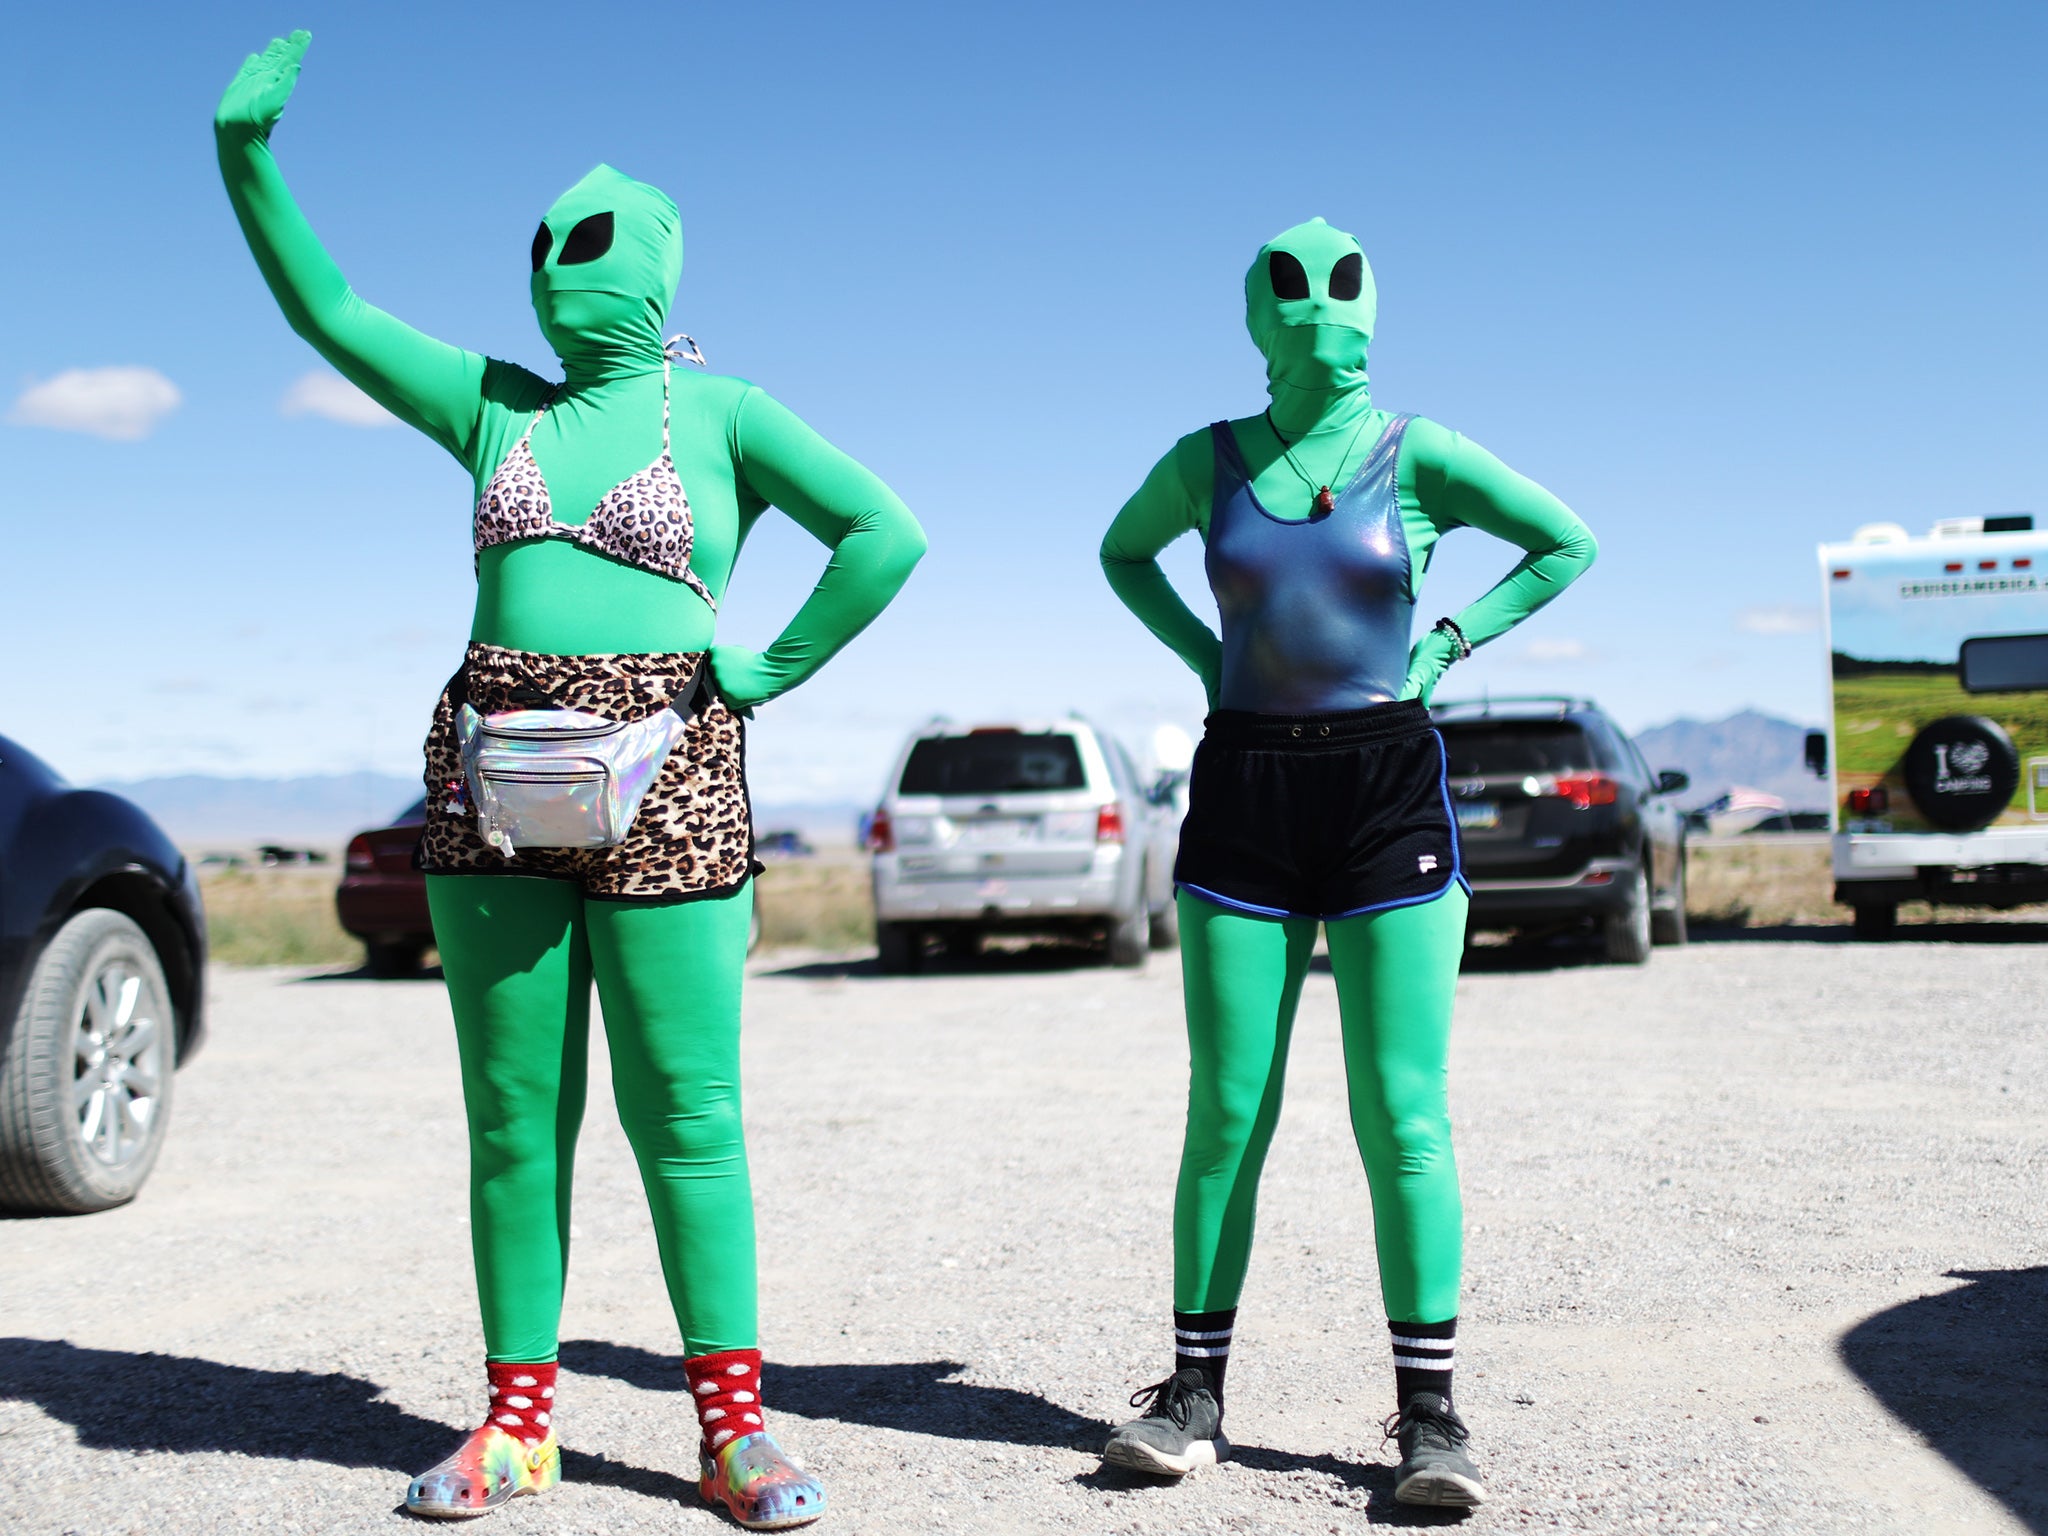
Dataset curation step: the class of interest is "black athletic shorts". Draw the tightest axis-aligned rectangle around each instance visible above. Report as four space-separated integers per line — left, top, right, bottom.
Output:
1172 699 1465 921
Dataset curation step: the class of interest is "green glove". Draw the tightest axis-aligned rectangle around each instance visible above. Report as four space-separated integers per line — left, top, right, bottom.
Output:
1400 626 1461 705
708 644 771 716
214 30 309 140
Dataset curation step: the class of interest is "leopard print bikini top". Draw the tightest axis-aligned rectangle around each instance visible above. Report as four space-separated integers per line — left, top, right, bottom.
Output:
473 361 717 612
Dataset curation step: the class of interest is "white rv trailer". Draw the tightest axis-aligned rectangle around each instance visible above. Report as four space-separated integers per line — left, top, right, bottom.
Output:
1816 513 2048 937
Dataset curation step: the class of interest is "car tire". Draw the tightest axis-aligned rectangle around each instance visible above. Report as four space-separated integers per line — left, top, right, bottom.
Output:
875 921 922 975
0 909 177 1215
1107 900 1150 968
363 939 425 978
1852 903 1898 941
1148 895 1180 951
1651 853 1689 947
1604 864 1653 965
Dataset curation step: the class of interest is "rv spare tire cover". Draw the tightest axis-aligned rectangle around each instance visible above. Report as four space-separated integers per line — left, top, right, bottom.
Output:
1901 715 2020 830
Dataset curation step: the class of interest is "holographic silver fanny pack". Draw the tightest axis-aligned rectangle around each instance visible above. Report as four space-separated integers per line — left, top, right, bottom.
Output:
455 680 700 858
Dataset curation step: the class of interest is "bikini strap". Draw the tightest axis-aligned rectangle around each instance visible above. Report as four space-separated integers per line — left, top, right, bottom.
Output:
515 389 554 448
661 360 672 453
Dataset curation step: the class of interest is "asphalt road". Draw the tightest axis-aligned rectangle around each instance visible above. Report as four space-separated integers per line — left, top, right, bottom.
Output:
4 930 2045 1535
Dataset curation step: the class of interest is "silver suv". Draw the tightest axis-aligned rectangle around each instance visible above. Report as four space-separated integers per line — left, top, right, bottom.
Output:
868 717 1180 971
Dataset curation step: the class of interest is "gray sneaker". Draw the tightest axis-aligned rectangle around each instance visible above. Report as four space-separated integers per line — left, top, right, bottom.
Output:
1101 1369 1230 1477
1384 1393 1486 1507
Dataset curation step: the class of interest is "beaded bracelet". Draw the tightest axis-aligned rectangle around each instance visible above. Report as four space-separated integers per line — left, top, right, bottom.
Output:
1433 616 1472 661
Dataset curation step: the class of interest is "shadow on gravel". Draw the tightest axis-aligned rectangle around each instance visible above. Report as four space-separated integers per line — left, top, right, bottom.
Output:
1838 1267 2048 1533
1692 920 2048 945
756 941 1120 982
561 1340 1110 1449
293 964 447 984
1079 1454 1467 1524
0 1338 693 1506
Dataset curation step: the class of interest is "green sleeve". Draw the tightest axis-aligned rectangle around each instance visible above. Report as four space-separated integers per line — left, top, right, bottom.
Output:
1100 433 1223 704
1406 419 1597 648
712 389 927 709
215 124 486 464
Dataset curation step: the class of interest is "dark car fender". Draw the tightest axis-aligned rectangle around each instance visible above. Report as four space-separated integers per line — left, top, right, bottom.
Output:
0 786 208 1069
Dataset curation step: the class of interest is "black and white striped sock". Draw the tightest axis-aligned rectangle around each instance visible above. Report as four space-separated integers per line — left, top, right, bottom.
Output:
1174 1307 1236 1403
1389 1317 1455 1406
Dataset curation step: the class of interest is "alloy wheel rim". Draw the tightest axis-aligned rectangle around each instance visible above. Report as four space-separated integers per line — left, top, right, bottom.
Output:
70 954 167 1168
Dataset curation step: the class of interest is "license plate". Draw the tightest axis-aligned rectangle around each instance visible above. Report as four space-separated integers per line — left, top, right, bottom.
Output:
1455 800 1500 831
958 818 1031 846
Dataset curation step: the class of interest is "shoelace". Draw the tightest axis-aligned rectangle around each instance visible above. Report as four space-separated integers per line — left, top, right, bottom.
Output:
1127 1374 1197 1429
1380 1398 1470 1452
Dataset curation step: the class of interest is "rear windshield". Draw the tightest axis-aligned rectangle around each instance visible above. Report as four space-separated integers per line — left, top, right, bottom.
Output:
1439 723 1596 777
899 733 1086 795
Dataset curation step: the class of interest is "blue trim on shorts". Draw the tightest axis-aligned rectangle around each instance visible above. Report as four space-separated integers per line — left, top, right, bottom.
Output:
1174 731 1468 923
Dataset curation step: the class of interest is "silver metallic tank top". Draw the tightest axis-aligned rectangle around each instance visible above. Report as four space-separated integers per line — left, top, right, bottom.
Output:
1204 415 1414 714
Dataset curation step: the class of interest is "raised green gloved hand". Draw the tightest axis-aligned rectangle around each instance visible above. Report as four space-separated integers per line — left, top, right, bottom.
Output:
1399 626 1461 706
215 30 310 139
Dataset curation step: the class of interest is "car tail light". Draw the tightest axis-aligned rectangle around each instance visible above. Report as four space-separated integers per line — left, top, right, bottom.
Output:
1096 803 1126 844
866 807 895 853
1551 774 1619 809
1581 869 1614 885
345 834 374 872
1848 785 1889 815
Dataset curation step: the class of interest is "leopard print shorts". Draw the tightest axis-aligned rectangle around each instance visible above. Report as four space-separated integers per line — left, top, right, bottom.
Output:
416 643 755 903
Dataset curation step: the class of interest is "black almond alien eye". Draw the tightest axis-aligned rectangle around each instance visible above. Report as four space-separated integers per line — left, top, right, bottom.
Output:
530 222 553 272
558 211 615 266
1268 250 1311 301
1329 252 1364 302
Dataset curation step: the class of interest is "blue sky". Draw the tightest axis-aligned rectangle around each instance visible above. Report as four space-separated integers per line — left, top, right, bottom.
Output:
4 1 2044 805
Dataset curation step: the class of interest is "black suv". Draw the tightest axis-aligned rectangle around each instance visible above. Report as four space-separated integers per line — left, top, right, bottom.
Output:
1431 697 1689 963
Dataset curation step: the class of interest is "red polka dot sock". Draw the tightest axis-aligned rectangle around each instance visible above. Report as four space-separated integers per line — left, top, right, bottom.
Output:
485 1360 558 1446
684 1348 764 1457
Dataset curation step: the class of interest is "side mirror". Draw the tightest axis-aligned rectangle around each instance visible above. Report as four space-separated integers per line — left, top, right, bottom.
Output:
1149 768 1189 807
1655 769 1690 796
1804 730 1828 777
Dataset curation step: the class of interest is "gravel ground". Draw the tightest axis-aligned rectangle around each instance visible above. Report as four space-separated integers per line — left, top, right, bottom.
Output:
3 932 2044 1535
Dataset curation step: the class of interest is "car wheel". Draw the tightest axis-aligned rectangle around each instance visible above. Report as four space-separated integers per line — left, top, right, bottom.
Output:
363 939 425 978
0 909 177 1214
1148 895 1180 951
1603 864 1653 965
875 921 922 975
1651 852 1689 946
1852 903 1897 941
1107 901 1149 968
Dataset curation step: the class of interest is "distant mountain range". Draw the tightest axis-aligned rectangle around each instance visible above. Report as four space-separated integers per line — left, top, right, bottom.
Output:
89 772 426 849
91 770 864 851
96 710 1823 845
1631 709 1829 811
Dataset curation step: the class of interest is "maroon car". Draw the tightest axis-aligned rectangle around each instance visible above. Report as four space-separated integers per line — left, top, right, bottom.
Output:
337 797 433 975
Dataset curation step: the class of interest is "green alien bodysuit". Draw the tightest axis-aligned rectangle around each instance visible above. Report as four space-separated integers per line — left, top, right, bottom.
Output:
215 30 925 1395
1100 217 1594 1361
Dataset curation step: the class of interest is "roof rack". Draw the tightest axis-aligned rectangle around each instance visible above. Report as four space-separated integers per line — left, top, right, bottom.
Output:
1428 695 1590 719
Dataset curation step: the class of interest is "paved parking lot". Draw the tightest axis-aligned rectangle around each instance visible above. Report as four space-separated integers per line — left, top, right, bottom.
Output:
3 932 2044 1534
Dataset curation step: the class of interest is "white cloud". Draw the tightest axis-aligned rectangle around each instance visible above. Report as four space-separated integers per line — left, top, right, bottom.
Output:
1523 637 1591 662
1737 604 1820 636
9 366 181 440
281 370 397 427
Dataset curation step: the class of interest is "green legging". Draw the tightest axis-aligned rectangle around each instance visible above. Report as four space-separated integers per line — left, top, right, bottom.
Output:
427 875 757 1361
1173 886 1467 1325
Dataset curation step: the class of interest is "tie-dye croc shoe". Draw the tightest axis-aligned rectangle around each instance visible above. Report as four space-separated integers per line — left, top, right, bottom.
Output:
699 1430 826 1530
406 1425 560 1519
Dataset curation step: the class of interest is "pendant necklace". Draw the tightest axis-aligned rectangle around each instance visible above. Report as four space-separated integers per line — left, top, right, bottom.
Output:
1264 408 1374 517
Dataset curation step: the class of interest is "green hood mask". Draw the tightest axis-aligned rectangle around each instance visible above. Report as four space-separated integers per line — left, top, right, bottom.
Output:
1245 218 1376 410
529 164 682 380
